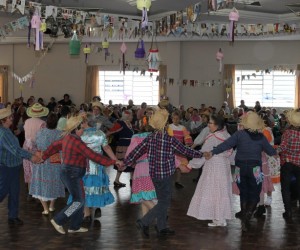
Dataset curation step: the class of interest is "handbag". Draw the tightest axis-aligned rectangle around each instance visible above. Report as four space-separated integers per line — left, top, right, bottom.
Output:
69 32 81 55
134 39 145 59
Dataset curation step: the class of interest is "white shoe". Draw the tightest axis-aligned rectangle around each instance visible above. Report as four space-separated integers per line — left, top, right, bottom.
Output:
208 220 227 227
68 227 88 233
265 196 272 206
50 219 65 234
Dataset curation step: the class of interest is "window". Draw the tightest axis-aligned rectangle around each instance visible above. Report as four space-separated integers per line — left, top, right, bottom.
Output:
235 69 296 108
99 71 159 105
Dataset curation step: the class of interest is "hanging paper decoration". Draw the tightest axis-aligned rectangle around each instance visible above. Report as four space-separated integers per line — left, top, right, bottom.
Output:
120 42 127 75
102 39 110 61
31 9 43 50
11 0 25 14
216 48 224 73
137 0 151 29
83 44 91 63
135 39 145 59
45 5 58 19
147 36 161 72
228 7 239 43
69 31 81 55
0 0 7 11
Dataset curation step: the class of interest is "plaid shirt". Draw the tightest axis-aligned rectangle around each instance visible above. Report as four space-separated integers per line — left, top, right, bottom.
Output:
277 128 300 166
0 127 32 167
124 130 202 179
42 134 115 168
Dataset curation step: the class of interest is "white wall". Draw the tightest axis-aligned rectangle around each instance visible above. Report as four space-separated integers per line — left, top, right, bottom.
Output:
0 40 299 109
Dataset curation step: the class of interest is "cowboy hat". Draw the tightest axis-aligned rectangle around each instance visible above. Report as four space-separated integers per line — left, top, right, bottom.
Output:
0 106 12 120
239 111 265 132
26 103 49 118
149 109 169 130
158 99 169 109
286 109 300 127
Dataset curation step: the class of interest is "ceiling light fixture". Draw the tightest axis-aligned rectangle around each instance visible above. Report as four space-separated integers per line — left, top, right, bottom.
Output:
136 0 151 11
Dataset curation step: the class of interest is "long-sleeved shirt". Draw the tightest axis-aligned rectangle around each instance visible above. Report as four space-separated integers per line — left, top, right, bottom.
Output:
42 134 116 168
124 130 203 179
0 127 32 167
212 130 276 166
277 128 300 166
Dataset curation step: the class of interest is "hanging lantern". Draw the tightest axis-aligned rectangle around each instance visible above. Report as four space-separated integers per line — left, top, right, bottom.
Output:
137 0 151 11
83 44 91 63
69 31 81 56
31 9 43 50
102 39 110 61
147 36 161 72
216 48 224 73
228 7 239 43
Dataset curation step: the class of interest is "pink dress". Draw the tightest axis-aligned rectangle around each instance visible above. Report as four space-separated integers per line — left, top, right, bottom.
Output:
167 124 193 168
126 132 157 204
187 129 233 221
23 117 46 183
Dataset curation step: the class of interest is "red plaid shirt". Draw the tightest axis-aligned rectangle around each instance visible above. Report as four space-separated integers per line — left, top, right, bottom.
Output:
278 128 300 166
42 134 115 168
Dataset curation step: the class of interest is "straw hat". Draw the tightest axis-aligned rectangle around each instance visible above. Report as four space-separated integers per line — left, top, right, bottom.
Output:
63 115 83 134
26 103 49 118
92 101 104 111
0 106 12 120
286 109 300 127
239 111 265 132
149 109 169 130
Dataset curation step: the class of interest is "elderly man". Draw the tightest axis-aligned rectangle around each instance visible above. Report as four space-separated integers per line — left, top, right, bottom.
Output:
0 107 39 225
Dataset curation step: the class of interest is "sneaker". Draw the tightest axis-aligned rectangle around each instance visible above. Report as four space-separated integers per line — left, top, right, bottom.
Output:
50 219 66 235
157 228 175 237
208 220 227 227
265 196 272 206
68 227 88 233
8 218 24 225
42 210 49 215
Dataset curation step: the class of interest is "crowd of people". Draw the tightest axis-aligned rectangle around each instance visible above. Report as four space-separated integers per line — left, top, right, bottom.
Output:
0 94 299 236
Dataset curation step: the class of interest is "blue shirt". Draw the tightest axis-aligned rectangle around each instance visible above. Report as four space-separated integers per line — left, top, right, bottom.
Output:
0 126 32 167
124 130 202 179
212 130 276 166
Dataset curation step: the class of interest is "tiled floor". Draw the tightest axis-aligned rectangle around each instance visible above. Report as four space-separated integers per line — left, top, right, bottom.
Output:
0 168 298 250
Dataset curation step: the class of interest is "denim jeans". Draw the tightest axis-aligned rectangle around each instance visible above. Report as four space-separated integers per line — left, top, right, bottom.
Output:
237 164 262 205
281 162 300 212
54 165 86 230
0 165 21 219
141 176 172 231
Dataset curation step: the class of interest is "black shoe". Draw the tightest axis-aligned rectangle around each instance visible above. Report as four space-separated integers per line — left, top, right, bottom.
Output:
254 205 266 218
283 211 292 220
157 228 175 237
136 219 149 237
235 211 242 219
83 216 92 223
94 208 102 218
8 218 23 225
114 181 126 188
175 182 184 189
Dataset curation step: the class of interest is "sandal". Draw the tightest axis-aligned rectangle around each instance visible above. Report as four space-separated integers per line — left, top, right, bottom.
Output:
114 181 126 187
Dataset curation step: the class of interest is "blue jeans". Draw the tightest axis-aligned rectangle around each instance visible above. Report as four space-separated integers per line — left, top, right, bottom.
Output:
54 165 86 230
141 176 172 231
0 165 21 219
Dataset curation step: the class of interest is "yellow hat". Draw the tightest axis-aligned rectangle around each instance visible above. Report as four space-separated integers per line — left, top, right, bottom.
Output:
158 99 169 108
149 109 169 130
91 101 104 111
239 111 265 132
63 115 83 135
0 106 12 120
26 103 49 118
286 109 300 127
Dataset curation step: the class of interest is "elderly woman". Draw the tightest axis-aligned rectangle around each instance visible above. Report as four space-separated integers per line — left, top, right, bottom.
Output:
41 115 122 234
108 110 135 187
92 101 113 132
68 113 117 222
30 112 65 215
277 110 300 220
204 112 277 232
23 103 49 200
188 115 232 227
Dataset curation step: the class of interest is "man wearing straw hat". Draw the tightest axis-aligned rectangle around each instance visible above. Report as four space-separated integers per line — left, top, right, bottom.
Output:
0 106 40 225
277 109 300 221
124 109 203 237
39 114 123 234
204 111 277 232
